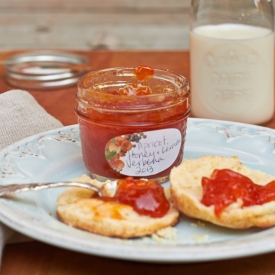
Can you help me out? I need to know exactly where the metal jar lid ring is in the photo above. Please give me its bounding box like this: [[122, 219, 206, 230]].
[[5, 50, 89, 90]]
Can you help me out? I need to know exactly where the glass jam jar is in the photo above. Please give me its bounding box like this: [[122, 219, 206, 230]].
[[76, 66, 191, 183]]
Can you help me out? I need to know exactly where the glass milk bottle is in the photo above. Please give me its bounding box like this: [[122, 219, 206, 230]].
[[190, 0, 274, 124]]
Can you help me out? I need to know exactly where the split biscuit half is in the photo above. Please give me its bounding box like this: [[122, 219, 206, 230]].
[[170, 155, 275, 229], [56, 175, 179, 238]]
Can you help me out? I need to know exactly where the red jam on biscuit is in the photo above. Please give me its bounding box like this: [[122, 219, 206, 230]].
[[94, 177, 170, 218], [201, 169, 275, 217]]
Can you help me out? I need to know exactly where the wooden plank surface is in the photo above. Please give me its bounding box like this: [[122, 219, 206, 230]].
[[0, 0, 190, 50], [0, 0, 190, 9]]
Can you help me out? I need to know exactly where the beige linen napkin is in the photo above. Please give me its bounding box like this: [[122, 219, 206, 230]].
[[0, 89, 63, 263], [0, 89, 63, 149]]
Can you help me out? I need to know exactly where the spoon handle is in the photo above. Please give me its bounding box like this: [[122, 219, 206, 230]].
[[0, 181, 100, 197]]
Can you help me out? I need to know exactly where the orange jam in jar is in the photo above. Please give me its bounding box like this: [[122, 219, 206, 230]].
[[76, 66, 191, 182]]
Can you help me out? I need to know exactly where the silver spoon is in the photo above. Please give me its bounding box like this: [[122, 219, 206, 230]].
[[0, 180, 117, 198]]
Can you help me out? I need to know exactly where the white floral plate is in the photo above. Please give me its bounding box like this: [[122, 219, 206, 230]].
[[1, 118, 275, 263]]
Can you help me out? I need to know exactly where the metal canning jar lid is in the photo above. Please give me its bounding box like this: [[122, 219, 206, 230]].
[[4, 50, 88, 90]]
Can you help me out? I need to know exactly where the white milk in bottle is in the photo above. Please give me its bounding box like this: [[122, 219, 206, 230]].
[[190, 23, 274, 124]]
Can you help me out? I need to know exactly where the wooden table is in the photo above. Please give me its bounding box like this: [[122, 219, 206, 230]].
[[1, 49, 275, 275]]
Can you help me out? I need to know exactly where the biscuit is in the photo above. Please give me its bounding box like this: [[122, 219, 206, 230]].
[[56, 175, 179, 238], [170, 156, 275, 229]]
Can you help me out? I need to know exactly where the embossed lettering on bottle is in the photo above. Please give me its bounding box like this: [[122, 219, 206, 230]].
[[203, 44, 262, 115]]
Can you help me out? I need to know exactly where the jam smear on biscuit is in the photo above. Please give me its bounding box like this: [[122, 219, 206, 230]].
[[94, 177, 170, 218], [201, 169, 275, 217]]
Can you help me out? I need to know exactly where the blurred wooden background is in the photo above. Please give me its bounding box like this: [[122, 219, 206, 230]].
[[0, 0, 190, 50]]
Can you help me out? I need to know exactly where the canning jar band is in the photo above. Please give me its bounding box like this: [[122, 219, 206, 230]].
[[75, 99, 190, 112], [75, 108, 191, 126]]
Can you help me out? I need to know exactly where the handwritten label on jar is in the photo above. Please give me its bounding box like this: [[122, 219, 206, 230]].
[[105, 129, 182, 176]]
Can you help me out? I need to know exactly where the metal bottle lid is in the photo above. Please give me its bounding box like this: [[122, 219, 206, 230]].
[[4, 50, 88, 90]]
